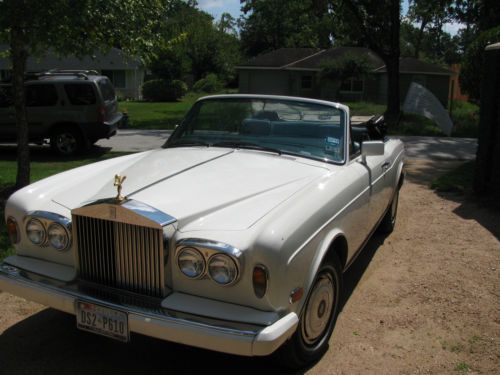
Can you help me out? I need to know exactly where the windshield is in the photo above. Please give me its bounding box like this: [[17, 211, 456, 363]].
[[166, 97, 346, 163]]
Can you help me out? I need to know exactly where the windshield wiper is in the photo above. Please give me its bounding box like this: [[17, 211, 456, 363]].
[[212, 141, 282, 155], [164, 139, 210, 148]]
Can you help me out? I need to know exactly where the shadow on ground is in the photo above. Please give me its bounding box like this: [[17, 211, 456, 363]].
[[405, 158, 500, 240], [0, 232, 389, 375]]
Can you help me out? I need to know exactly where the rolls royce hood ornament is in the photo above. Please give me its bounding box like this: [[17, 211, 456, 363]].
[[114, 174, 127, 202]]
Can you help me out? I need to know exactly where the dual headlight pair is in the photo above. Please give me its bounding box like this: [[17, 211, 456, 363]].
[[177, 246, 239, 286], [24, 213, 72, 251]]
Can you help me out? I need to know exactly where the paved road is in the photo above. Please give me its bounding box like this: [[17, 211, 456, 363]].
[[97, 130, 477, 161]]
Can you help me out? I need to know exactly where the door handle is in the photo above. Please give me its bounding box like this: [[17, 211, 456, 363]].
[[382, 161, 390, 169]]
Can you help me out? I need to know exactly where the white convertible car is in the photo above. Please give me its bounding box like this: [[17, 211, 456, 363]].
[[1, 95, 404, 367]]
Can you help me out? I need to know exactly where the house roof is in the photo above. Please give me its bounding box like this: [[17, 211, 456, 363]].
[[238, 47, 452, 75], [238, 48, 320, 68], [0, 45, 142, 70], [287, 47, 384, 71], [373, 57, 453, 75]]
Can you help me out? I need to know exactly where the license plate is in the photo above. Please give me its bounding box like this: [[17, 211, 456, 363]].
[[76, 301, 129, 342]]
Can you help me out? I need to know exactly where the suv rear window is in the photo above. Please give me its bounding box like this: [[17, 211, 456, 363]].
[[64, 83, 96, 105], [97, 78, 116, 102], [26, 84, 58, 107]]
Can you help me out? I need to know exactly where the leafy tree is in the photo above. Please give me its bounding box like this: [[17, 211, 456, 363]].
[[400, 21, 461, 64], [460, 26, 500, 101], [328, 0, 402, 117], [239, 0, 332, 56], [148, 2, 241, 84], [406, 0, 453, 59], [0, 0, 171, 188]]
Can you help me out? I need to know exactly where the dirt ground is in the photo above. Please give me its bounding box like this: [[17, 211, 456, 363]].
[[0, 160, 498, 375]]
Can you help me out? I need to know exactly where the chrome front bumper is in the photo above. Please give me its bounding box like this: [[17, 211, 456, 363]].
[[0, 262, 298, 356]]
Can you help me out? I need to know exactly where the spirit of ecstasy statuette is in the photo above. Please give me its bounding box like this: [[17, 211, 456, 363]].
[[114, 174, 127, 202]]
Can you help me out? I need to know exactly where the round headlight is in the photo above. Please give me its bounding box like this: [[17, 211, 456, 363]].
[[208, 254, 238, 285], [26, 218, 46, 245], [178, 247, 205, 278], [48, 223, 70, 251]]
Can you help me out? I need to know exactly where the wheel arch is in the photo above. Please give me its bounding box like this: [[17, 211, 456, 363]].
[[297, 230, 348, 313], [49, 122, 85, 137]]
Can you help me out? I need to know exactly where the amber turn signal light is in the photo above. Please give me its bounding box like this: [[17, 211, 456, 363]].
[[252, 265, 268, 298], [7, 217, 20, 244]]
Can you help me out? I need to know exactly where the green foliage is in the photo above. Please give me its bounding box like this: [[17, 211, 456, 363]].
[[400, 21, 461, 65], [142, 79, 187, 102], [453, 362, 471, 372], [239, 0, 332, 56], [460, 26, 500, 101], [172, 80, 188, 98], [450, 100, 480, 138], [148, 1, 241, 84], [193, 74, 223, 93], [320, 54, 372, 81], [0, 0, 171, 60]]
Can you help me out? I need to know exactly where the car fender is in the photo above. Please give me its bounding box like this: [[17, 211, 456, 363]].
[[291, 227, 346, 314]]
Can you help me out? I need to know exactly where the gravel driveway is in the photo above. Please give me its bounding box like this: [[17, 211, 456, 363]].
[[0, 159, 498, 374]]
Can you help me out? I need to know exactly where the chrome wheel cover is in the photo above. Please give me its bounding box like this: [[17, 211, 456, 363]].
[[301, 272, 335, 346], [55, 133, 77, 154]]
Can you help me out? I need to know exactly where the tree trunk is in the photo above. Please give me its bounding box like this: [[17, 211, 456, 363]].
[[474, 44, 500, 195], [414, 18, 429, 59], [385, 0, 400, 117], [10, 25, 30, 189]]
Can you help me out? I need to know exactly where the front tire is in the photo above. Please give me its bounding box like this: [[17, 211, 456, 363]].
[[277, 255, 342, 368]]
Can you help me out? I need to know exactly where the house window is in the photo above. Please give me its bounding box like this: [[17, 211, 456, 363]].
[[102, 70, 126, 88], [340, 77, 364, 93], [301, 75, 313, 90]]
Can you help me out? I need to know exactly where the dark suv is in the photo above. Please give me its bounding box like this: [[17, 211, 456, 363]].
[[0, 71, 122, 155]]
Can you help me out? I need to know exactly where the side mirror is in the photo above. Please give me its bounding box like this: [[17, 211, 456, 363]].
[[361, 140, 384, 164]]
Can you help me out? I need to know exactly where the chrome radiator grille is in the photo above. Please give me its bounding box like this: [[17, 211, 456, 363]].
[[73, 215, 165, 298]]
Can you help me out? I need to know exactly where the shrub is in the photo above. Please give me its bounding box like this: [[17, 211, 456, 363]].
[[193, 74, 222, 93], [142, 79, 187, 102], [171, 79, 188, 98]]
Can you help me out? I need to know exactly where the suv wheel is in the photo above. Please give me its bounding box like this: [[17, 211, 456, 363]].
[[50, 127, 83, 156]]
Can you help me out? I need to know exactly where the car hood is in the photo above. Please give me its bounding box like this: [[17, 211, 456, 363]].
[[53, 148, 330, 231]]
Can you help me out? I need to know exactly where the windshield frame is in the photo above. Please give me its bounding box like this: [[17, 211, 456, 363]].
[[164, 94, 350, 165]]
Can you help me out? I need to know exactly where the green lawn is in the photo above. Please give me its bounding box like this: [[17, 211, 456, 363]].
[[0, 150, 130, 260], [119, 93, 200, 129], [431, 160, 475, 193]]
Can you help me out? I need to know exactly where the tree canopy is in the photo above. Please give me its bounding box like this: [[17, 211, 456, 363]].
[[239, 0, 333, 56], [0, 0, 173, 188], [148, 1, 241, 84]]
